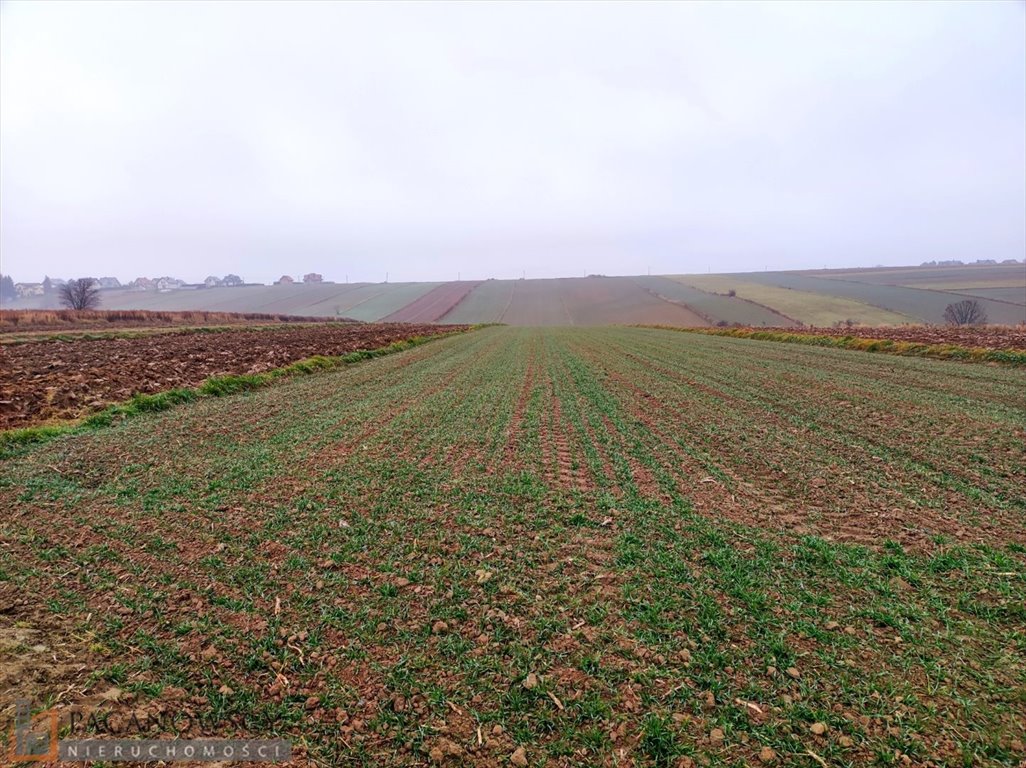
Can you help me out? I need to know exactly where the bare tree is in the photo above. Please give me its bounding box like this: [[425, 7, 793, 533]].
[[59, 278, 102, 310], [943, 299, 987, 326]]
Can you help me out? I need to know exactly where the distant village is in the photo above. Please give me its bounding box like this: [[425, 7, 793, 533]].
[[2, 272, 327, 301], [1, 260, 1020, 304], [919, 258, 1021, 267]]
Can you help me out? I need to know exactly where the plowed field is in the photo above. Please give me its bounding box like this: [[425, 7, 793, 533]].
[[2, 327, 1024, 767], [0, 323, 465, 429], [0, 309, 342, 333], [786, 324, 1026, 351]]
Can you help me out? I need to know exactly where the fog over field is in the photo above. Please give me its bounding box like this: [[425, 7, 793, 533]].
[[1, 1, 1024, 283]]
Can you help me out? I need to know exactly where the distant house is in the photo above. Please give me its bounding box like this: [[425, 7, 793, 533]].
[[97, 277, 121, 289], [15, 282, 44, 297], [1001, 259, 1021, 265], [155, 276, 184, 292], [204, 276, 223, 288], [303, 273, 323, 283], [275, 275, 294, 285], [128, 277, 154, 290], [973, 259, 997, 265]]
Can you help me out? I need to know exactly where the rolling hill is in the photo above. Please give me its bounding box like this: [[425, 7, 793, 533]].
[[5, 264, 1023, 326]]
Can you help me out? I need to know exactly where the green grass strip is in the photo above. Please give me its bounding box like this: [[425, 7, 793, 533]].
[[0, 329, 473, 458], [634, 325, 1026, 367]]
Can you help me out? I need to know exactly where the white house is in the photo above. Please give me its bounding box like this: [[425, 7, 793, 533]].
[[15, 283, 44, 297]]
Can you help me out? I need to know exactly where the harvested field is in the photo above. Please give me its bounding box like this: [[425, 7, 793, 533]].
[[631, 276, 794, 327], [743, 271, 1026, 326], [816, 264, 1026, 286], [382, 281, 483, 323], [0, 323, 465, 430], [901, 280, 1026, 292], [677, 275, 915, 326], [2, 327, 1024, 767], [956, 286, 1026, 304]]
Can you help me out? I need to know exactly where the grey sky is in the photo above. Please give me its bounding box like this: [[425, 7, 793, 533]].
[[1, 0, 1023, 284]]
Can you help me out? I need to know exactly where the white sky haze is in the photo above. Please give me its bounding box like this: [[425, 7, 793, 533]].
[[1, 0, 1024, 283]]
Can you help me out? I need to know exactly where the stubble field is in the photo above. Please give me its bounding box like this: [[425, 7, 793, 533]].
[[1, 326, 1024, 767]]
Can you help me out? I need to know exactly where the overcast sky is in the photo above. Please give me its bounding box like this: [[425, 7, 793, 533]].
[[1, 1, 1024, 284]]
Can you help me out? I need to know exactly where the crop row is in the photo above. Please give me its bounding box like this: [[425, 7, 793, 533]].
[[1, 327, 1023, 766]]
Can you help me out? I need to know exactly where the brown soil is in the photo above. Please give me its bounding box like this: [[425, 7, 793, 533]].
[[792, 324, 1026, 351], [0, 309, 349, 333], [0, 323, 467, 430]]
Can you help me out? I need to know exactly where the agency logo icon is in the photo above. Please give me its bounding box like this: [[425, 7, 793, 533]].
[[9, 698, 58, 763], [7, 697, 291, 763]]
